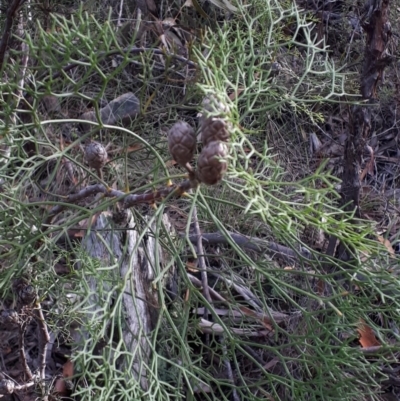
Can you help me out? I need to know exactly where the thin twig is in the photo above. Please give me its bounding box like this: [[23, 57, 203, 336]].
[[189, 189, 212, 348], [191, 192, 212, 306], [19, 320, 33, 380], [219, 336, 240, 401], [34, 302, 50, 380], [187, 273, 228, 303], [117, 0, 124, 28], [199, 318, 271, 337], [194, 306, 288, 324]]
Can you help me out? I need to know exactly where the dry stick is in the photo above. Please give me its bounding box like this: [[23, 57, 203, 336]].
[[219, 337, 240, 401], [185, 231, 312, 263], [34, 302, 50, 380], [194, 306, 288, 324], [187, 273, 227, 303], [190, 202, 212, 306], [198, 319, 270, 337], [189, 191, 213, 352], [117, 0, 124, 28], [188, 276, 288, 323], [19, 320, 33, 381]]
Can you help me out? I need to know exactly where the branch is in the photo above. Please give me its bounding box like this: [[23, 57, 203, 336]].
[[43, 178, 197, 225], [0, 0, 26, 70], [190, 190, 213, 311], [184, 231, 313, 262]]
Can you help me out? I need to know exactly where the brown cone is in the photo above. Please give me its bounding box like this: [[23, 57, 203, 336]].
[[199, 95, 231, 145], [197, 141, 228, 185], [200, 117, 230, 146], [85, 141, 108, 170], [168, 121, 196, 167]]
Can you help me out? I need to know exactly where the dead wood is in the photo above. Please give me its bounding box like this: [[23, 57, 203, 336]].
[[73, 211, 174, 390]]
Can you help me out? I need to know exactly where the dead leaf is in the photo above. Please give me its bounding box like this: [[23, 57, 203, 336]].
[[126, 144, 142, 153], [166, 159, 178, 167], [263, 357, 279, 371], [63, 359, 74, 377], [54, 359, 74, 395], [357, 319, 380, 348], [316, 279, 325, 295], [228, 87, 245, 101], [186, 261, 198, 272], [377, 235, 395, 256], [359, 145, 374, 180]]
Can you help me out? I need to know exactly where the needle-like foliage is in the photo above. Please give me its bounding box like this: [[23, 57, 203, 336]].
[[0, 1, 398, 401]]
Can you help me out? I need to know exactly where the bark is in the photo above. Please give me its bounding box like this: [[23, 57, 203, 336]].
[[360, 0, 392, 100], [73, 211, 174, 389], [337, 0, 392, 260]]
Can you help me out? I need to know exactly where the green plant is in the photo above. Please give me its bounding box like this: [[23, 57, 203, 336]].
[[0, 1, 398, 401]]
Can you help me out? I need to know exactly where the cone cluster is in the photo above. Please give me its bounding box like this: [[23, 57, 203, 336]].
[[197, 96, 231, 185], [167, 95, 231, 186]]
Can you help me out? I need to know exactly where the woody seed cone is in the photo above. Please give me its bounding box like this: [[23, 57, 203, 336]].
[[168, 121, 196, 167], [197, 140, 228, 185]]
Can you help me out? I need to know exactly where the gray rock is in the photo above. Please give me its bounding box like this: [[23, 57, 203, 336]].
[[79, 92, 140, 133]]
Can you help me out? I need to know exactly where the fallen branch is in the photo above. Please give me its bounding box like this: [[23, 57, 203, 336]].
[[184, 231, 313, 262]]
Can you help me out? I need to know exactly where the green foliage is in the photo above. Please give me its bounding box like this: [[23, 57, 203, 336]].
[[0, 1, 398, 401]]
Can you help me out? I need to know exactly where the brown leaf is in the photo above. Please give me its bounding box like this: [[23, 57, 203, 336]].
[[360, 145, 374, 180], [63, 359, 74, 378], [165, 159, 178, 167], [54, 359, 74, 395], [186, 261, 198, 272], [357, 319, 380, 348], [377, 235, 395, 256], [228, 87, 244, 101]]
